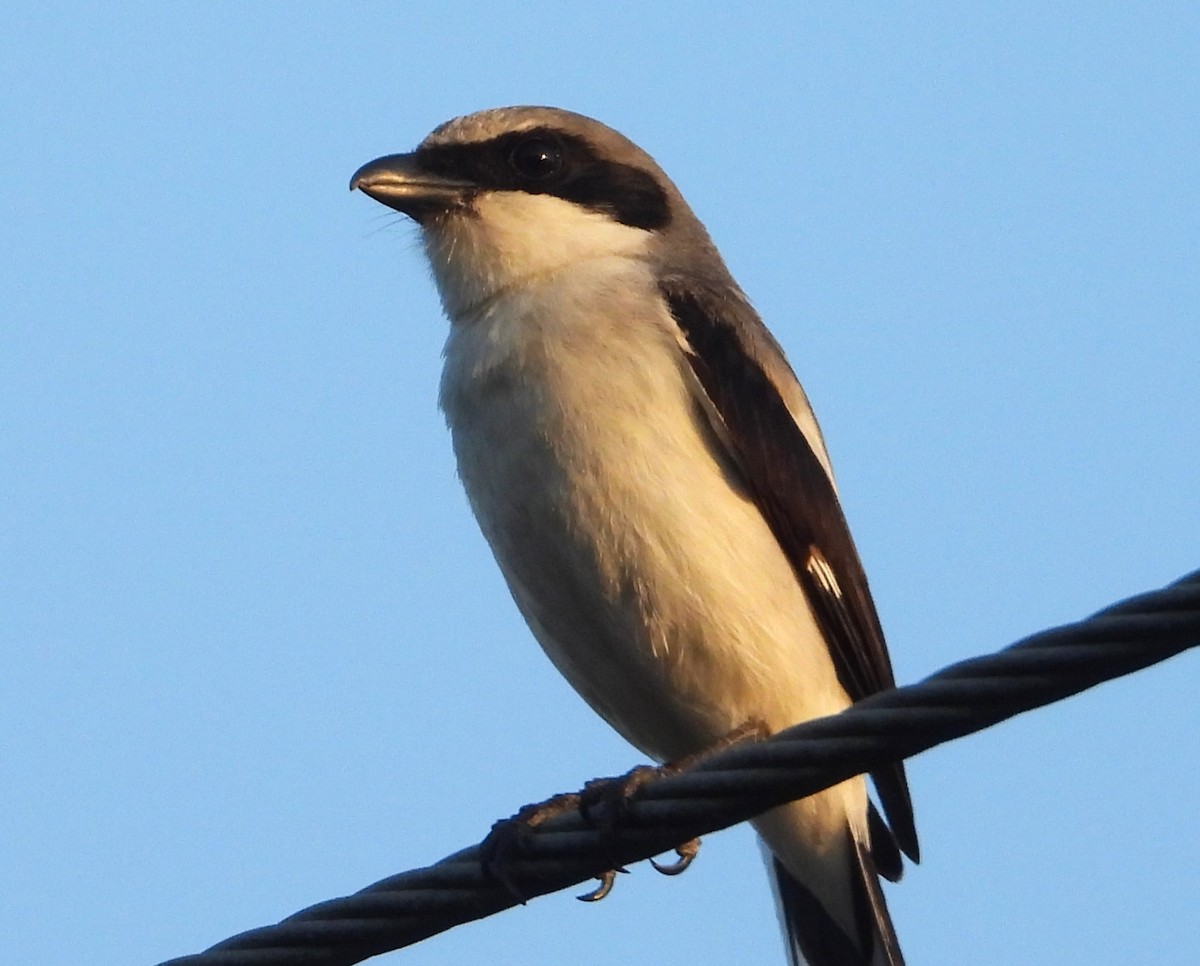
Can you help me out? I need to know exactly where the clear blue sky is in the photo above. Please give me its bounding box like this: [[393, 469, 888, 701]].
[[3, 4, 1197, 965]]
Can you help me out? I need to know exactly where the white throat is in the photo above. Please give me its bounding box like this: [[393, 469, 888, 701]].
[[421, 191, 654, 321]]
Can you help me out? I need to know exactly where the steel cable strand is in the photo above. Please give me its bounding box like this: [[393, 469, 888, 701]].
[[154, 568, 1200, 966]]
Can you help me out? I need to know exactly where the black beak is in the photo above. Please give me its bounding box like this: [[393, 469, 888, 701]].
[[350, 153, 474, 222]]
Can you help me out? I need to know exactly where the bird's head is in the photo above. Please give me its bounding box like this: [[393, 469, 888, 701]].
[[351, 106, 720, 319]]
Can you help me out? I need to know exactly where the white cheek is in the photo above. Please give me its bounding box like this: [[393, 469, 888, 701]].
[[422, 193, 651, 319]]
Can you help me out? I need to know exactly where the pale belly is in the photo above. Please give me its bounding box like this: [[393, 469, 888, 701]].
[[439, 288, 852, 764]]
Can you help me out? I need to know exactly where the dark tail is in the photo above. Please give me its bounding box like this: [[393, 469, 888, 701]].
[[770, 832, 904, 966]]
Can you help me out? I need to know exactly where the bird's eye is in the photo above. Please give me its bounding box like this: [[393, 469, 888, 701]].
[[508, 137, 563, 181]]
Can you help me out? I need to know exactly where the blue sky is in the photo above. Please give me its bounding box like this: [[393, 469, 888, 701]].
[[3, 4, 1198, 965]]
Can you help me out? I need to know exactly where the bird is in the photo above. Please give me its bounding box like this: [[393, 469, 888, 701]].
[[351, 106, 918, 966]]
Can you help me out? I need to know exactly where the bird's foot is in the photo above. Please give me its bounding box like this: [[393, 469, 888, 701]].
[[484, 720, 768, 904], [570, 764, 657, 899], [481, 791, 582, 902], [576, 720, 769, 897]]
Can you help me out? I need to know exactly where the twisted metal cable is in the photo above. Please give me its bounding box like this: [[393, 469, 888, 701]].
[[155, 568, 1200, 966]]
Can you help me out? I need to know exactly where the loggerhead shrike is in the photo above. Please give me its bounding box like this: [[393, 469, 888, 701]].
[[352, 106, 918, 966]]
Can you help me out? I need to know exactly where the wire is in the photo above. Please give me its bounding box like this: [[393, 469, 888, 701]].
[[154, 568, 1200, 966]]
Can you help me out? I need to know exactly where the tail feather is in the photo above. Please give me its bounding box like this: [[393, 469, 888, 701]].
[[768, 832, 904, 966], [851, 835, 904, 966], [867, 802, 903, 883], [871, 761, 920, 863]]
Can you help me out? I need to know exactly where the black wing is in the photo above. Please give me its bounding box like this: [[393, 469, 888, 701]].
[[664, 281, 919, 862]]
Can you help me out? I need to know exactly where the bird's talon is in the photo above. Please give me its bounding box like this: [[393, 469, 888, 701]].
[[650, 837, 701, 876], [577, 868, 618, 902]]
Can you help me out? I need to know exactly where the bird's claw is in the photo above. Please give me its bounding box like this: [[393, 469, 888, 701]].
[[485, 724, 763, 904], [578, 835, 698, 900], [649, 837, 700, 876], [577, 867, 624, 902]]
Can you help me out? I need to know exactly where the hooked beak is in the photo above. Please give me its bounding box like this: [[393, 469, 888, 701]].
[[350, 153, 474, 222]]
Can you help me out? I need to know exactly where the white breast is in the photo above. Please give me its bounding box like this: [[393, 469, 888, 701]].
[[438, 253, 851, 762]]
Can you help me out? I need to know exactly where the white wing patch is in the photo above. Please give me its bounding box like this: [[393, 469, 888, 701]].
[[805, 547, 844, 601]]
